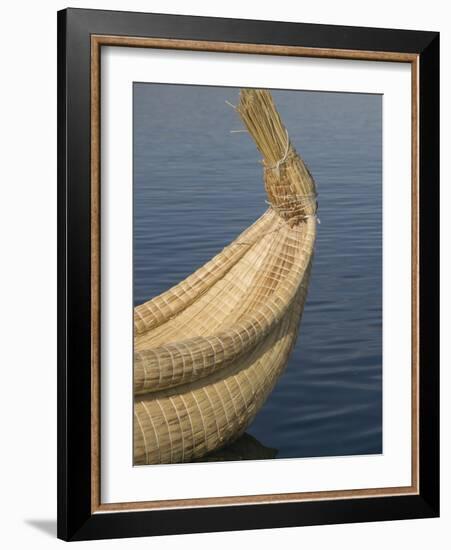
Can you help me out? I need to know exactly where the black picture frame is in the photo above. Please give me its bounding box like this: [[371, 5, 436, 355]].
[[57, 7, 439, 541]]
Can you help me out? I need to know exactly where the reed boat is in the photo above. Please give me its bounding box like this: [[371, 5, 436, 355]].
[[134, 89, 318, 465]]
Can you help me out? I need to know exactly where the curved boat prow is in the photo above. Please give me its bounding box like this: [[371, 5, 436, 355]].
[[133, 89, 317, 465]]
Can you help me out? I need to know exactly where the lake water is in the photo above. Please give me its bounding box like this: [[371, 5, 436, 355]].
[[134, 83, 382, 460]]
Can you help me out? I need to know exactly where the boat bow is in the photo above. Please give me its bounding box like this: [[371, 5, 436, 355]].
[[133, 89, 317, 465]]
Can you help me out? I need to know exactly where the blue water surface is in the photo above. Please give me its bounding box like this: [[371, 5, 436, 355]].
[[133, 83, 382, 459]]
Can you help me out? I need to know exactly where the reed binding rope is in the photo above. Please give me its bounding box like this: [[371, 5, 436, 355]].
[[228, 90, 319, 226]]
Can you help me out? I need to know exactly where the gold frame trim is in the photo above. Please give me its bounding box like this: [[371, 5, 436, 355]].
[[90, 35, 420, 514]]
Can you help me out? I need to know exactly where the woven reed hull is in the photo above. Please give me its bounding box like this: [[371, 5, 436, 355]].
[[134, 210, 315, 394], [134, 259, 312, 465], [134, 219, 315, 465]]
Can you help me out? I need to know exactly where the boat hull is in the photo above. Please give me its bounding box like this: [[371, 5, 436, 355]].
[[133, 89, 318, 465], [134, 256, 312, 465]]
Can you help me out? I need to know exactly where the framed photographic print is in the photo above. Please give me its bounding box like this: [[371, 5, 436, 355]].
[[57, 8, 439, 541]]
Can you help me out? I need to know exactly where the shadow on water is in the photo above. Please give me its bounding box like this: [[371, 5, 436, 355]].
[[196, 433, 278, 462]]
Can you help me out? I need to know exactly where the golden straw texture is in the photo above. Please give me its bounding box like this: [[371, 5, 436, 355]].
[[134, 89, 317, 465]]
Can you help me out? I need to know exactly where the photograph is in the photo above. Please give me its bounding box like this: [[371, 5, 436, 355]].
[[132, 84, 382, 466]]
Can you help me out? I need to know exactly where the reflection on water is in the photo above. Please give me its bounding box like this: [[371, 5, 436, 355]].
[[195, 433, 278, 462], [134, 84, 383, 460]]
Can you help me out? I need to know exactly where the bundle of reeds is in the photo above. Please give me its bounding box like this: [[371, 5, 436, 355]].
[[134, 89, 317, 465]]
